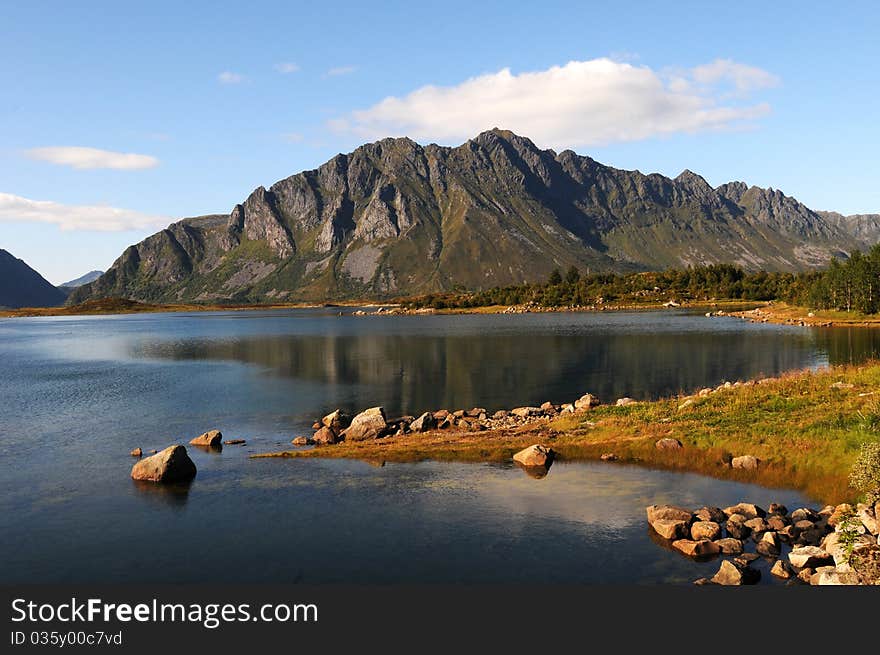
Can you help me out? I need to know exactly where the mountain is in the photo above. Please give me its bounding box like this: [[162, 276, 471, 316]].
[[0, 249, 68, 309], [59, 270, 104, 288], [69, 129, 880, 305]]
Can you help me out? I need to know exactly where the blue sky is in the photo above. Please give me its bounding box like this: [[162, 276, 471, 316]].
[[1, 0, 878, 283]]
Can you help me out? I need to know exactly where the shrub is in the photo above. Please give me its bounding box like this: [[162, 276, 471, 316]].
[[849, 441, 880, 504]]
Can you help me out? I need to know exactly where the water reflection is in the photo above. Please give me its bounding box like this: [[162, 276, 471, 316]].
[[127, 316, 855, 415], [131, 479, 191, 508]]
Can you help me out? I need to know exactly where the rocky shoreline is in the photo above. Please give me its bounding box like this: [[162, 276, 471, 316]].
[[647, 501, 880, 585]]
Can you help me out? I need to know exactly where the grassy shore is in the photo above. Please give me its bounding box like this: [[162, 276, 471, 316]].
[[253, 362, 880, 504], [729, 301, 880, 327], [0, 297, 390, 318]]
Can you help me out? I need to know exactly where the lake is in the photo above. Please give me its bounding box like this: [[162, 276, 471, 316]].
[[2, 308, 879, 584]]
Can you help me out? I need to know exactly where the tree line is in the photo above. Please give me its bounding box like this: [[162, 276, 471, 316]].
[[401, 243, 880, 314]]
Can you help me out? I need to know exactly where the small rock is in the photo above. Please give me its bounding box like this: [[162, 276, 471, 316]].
[[695, 506, 727, 523], [655, 438, 683, 450], [312, 426, 338, 445], [672, 539, 720, 558], [291, 436, 313, 446], [768, 503, 788, 515], [512, 444, 554, 468], [857, 503, 878, 535], [677, 398, 696, 410], [725, 514, 751, 540], [733, 553, 760, 567], [651, 519, 690, 541], [615, 397, 637, 406], [756, 531, 781, 557], [600, 453, 618, 461], [830, 381, 854, 390], [767, 515, 789, 531], [223, 439, 246, 445], [791, 508, 819, 522], [714, 538, 744, 554], [322, 409, 351, 432], [410, 411, 436, 433], [712, 560, 759, 585], [433, 409, 450, 420], [189, 429, 222, 448], [693, 577, 714, 586], [130, 448, 143, 457], [312, 422, 322, 430], [130, 445, 196, 484], [744, 517, 770, 535], [723, 503, 766, 519], [691, 521, 722, 541], [511, 407, 541, 418], [771, 560, 794, 579]]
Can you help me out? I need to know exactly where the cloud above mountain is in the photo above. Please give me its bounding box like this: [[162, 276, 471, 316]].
[[330, 58, 777, 148], [25, 146, 159, 170], [0, 193, 169, 232]]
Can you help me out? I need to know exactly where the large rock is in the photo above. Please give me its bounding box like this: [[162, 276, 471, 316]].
[[771, 559, 794, 579], [712, 560, 759, 585], [512, 444, 554, 467], [615, 397, 637, 407], [810, 570, 860, 585], [788, 546, 833, 569], [828, 503, 854, 527], [690, 521, 722, 541], [131, 445, 196, 483], [574, 394, 599, 410], [791, 508, 819, 522], [342, 407, 387, 441], [731, 455, 759, 470], [409, 411, 436, 433], [189, 429, 222, 448], [322, 409, 351, 432], [646, 505, 693, 524], [672, 539, 720, 558]]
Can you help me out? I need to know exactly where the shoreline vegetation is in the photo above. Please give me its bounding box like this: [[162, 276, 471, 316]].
[[9, 256, 880, 325], [252, 362, 880, 506]]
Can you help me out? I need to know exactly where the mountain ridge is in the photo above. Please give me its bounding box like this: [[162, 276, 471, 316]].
[[0, 249, 69, 309], [69, 129, 880, 305]]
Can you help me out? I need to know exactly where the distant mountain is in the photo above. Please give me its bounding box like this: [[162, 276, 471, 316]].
[[59, 270, 104, 288], [0, 249, 68, 309], [69, 129, 880, 305]]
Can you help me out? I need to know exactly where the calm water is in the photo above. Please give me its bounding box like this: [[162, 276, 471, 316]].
[[2, 308, 880, 584]]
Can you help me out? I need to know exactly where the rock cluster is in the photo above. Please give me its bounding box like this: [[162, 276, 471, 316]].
[[647, 501, 880, 585], [293, 392, 610, 446]]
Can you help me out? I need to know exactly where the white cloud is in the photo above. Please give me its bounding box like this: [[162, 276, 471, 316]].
[[25, 146, 159, 170], [330, 58, 778, 149], [690, 59, 779, 94], [218, 71, 245, 84], [326, 66, 356, 77], [275, 62, 300, 74], [0, 193, 170, 232]]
